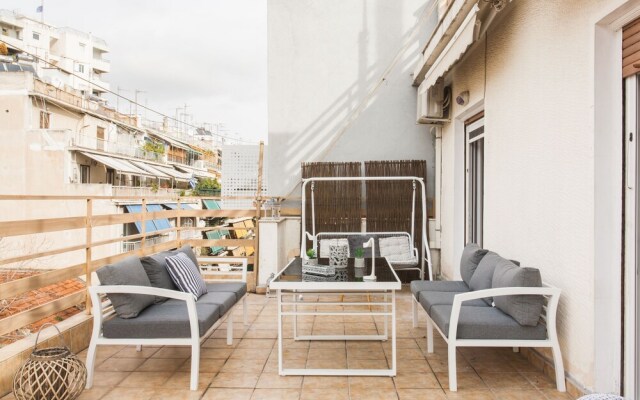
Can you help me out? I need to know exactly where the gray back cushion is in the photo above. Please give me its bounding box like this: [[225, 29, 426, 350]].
[[469, 252, 514, 305], [96, 256, 155, 318], [178, 245, 199, 267], [140, 250, 179, 303], [460, 243, 489, 286], [492, 264, 544, 326]]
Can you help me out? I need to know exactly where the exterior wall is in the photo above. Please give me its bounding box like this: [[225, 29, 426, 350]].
[[436, 0, 627, 391], [267, 0, 437, 201]]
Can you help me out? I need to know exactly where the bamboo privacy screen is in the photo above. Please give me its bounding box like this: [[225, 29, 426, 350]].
[[301, 162, 362, 235], [364, 160, 427, 251]]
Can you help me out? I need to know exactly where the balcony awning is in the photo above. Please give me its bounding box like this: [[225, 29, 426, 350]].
[[80, 152, 153, 177], [413, 0, 479, 87], [203, 199, 221, 210], [129, 160, 172, 179], [152, 164, 192, 182], [163, 203, 194, 210], [124, 204, 172, 233], [175, 165, 216, 179]]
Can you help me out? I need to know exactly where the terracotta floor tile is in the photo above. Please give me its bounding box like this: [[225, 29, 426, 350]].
[[97, 357, 146, 372], [492, 389, 546, 400], [77, 386, 112, 400], [118, 371, 173, 388], [231, 347, 272, 360], [203, 339, 239, 349], [178, 358, 227, 373], [136, 357, 184, 372], [347, 358, 389, 369], [393, 372, 441, 389], [300, 388, 348, 400], [302, 376, 349, 389], [347, 347, 386, 360], [349, 388, 399, 400], [250, 388, 301, 400], [308, 341, 345, 349], [202, 388, 254, 400], [478, 372, 535, 389], [150, 388, 205, 400], [153, 347, 193, 359], [163, 372, 216, 391], [237, 339, 276, 349], [443, 389, 496, 399], [307, 347, 346, 361], [255, 372, 303, 389], [435, 372, 487, 390], [396, 388, 447, 400], [348, 376, 395, 390], [100, 387, 156, 400], [112, 346, 160, 359], [522, 372, 559, 389], [305, 358, 347, 369], [90, 371, 130, 387], [540, 389, 575, 400], [211, 372, 260, 388], [221, 358, 267, 374], [202, 347, 235, 359]]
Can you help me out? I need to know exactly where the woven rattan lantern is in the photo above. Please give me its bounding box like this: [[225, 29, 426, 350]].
[[13, 324, 86, 400]]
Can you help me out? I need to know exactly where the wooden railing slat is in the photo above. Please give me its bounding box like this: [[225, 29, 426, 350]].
[[0, 216, 85, 237]]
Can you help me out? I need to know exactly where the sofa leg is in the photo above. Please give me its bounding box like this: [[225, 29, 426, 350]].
[[227, 312, 234, 345], [448, 343, 457, 391], [85, 341, 97, 389], [412, 296, 418, 328], [243, 296, 248, 326], [190, 342, 200, 391], [552, 341, 566, 392], [512, 347, 519, 353], [426, 317, 434, 353], [136, 345, 142, 352]]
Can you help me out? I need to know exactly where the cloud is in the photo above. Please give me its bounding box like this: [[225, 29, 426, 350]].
[[2, 0, 267, 143]]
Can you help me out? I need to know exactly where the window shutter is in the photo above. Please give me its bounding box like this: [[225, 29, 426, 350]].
[[623, 18, 640, 78]]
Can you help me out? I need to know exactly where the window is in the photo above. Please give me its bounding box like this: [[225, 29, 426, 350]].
[[77, 64, 85, 73], [465, 114, 485, 246], [32, 31, 40, 40], [39, 111, 50, 129], [80, 165, 90, 184], [106, 168, 115, 185], [97, 126, 105, 150]]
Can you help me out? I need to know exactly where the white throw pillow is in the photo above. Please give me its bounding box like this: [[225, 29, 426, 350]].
[[378, 236, 413, 262]]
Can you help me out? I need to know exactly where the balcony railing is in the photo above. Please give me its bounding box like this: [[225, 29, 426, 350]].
[[111, 186, 182, 197], [72, 134, 165, 163]]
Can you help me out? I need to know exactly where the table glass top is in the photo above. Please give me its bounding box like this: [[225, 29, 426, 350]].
[[273, 257, 399, 283]]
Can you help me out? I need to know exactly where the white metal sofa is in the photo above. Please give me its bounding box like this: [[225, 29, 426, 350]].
[[411, 245, 566, 392], [85, 250, 248, 391]]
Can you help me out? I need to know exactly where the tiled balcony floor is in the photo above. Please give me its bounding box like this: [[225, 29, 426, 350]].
[[3, 286, 575, 400]]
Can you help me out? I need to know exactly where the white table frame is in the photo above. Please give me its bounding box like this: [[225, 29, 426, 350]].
[[270, 257, 401, 377]]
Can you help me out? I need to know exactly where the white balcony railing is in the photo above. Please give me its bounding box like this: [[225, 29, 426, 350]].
[[72, 134, 165, 163]]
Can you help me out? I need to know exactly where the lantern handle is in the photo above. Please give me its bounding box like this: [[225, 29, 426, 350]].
[[33, 322, 67, 351]]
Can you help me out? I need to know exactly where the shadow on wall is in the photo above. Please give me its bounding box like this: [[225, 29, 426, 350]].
[[272, 0, 438, 198]]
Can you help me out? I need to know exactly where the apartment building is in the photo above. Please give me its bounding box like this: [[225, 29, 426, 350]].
[[0, 9, 110, 97]]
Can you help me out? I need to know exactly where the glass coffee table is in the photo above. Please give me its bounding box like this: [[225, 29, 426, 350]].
[[269, 257, 401, 376]]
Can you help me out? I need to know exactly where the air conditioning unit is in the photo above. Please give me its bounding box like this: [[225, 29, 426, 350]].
[[417, 80, 450, 124]]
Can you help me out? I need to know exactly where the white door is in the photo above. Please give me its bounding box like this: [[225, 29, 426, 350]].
[[465, 116, 484, 247], [624, 74, 640, 399]]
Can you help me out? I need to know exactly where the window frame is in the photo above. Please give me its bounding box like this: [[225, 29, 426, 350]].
[[465, 114, 485, 247], [39, 111, 50, 129], [80, 164, 90, 184]]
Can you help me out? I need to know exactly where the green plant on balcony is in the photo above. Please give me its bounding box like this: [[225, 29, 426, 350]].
[[193, 178, 221, 196], [141, 141, 165, 155]]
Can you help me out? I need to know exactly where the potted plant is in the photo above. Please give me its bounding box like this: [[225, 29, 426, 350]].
[[354, 247, 365, 269], [306, 249, 317, 265]]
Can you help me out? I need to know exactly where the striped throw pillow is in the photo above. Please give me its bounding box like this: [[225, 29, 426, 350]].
[[165, 252, 208, 299]]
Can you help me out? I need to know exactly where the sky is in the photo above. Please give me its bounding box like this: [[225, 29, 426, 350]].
[[3, 0, 267, 144]]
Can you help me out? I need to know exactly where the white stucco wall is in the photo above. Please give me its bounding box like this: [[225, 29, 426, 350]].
[[436, 0, 631, 391], [268, 0, 438, 201]]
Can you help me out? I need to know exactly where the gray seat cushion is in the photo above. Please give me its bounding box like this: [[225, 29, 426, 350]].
[[418, 291, 488, 313], [166, 291, 236, 315], [103, 302, 221, 338], [429, 305, 547, 340], [140, 250, 179, 303], [469, 252, 515, 305], [207, 282, 247, 301], [96, 256, 155, 319], [460, 243, 489, 286], [492, 264, 543, 326], [410, 280, 469, 299]]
